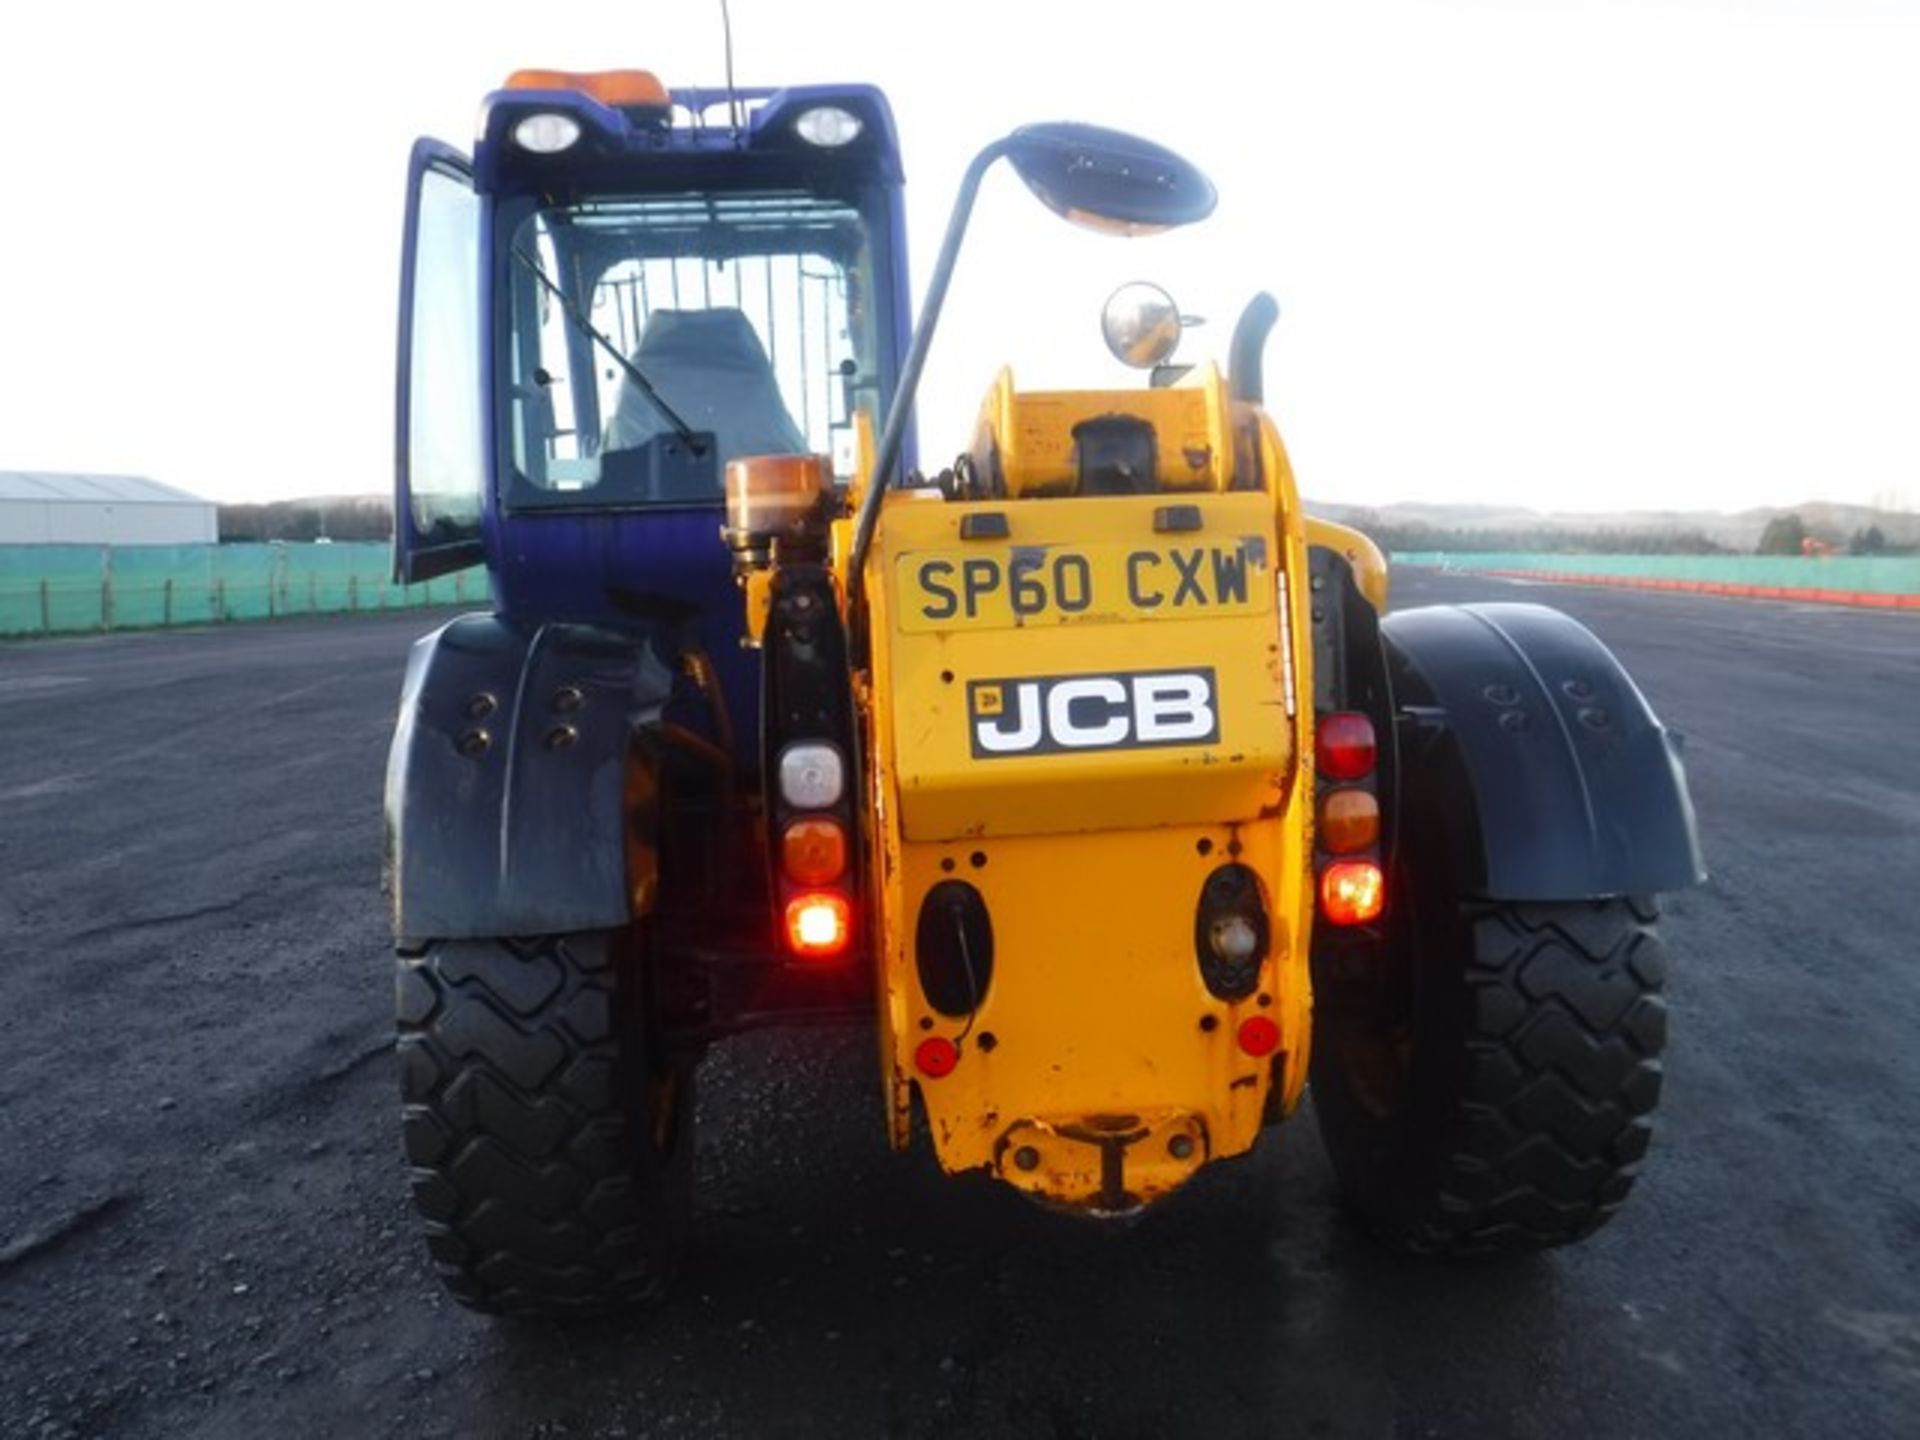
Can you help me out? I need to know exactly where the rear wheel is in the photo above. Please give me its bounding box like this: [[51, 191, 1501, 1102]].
[[396, 929, 694, 1314], [1312, 897, 1667, 1255]]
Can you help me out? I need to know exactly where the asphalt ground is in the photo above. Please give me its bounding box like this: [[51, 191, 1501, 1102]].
[[0, 571, 1915, 1439]]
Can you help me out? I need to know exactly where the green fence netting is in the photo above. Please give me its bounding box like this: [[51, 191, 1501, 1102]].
[[1389, 552, 1920, 595], [11, 544, 1916, 639], [0, 543, 483, 637]]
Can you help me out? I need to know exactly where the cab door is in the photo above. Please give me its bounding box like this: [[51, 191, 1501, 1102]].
[[394, 140, 485, 583]]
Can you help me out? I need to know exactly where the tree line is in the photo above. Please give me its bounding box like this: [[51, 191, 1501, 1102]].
[[1361, 513, 1911, 557], [218, 499, 393, 543], [1360, 522, 1732, 556], [1755, 514, 1911, 556], [217, 498, 1912, 558]]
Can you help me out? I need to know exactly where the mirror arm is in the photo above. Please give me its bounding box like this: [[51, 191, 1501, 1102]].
[[848, 137, 1012, 607]]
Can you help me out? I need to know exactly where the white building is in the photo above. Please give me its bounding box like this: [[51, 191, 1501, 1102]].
[[0, 472, 219, 545]]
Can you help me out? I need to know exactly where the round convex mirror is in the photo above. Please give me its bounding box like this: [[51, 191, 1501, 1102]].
[[1102, 282, 1183, 368]]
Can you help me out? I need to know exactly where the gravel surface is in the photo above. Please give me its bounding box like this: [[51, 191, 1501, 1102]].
[[0, 574, 1915, 1439]]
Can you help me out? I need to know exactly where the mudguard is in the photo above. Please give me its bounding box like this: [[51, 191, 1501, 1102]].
[[1381, 602, 1705, 900], [384, 613, 675, 947]]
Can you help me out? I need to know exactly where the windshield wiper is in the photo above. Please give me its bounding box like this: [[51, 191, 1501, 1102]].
[[510, 248, 704, 453]]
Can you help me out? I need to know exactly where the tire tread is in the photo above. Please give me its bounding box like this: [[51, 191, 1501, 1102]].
[[1314, 897, 1668, 1256], [397, 932, 688, 1314], [1412, 899, 1667, 1253]]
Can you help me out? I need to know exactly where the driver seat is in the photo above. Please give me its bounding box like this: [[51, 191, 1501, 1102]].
[[602, 308, 808, 463]]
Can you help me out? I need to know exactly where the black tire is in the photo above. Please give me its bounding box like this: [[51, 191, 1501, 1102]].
[[1311, 897, 1667, 1255], [396, 930, 694, 1314]]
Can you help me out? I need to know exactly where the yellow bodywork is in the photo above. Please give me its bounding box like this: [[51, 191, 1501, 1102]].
[[971, 365, 1236, 496], [835, 366, 1321, 1213], [1304, 516, 1390, 613]]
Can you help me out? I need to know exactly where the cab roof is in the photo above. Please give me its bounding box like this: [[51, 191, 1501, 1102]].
[[475, 78, 904, 196]]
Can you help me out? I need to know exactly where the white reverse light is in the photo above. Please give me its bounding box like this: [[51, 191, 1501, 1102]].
[[513, 112, 582, 154], [779, 743, 845, 809], [1209, 915, 1260, 963], [794, 105, 862, 148]]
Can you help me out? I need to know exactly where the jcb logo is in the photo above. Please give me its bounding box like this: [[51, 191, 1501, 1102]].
[[967, 668, 1220, 758]]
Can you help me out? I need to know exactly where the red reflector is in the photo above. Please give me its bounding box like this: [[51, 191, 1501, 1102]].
[[1317, 712, 1377, 780], [915, 1037, 959, 1078], [784, 893, 850, 958], [1237, 1016, 1281, 1058], [1320, 860, 1385, 926]]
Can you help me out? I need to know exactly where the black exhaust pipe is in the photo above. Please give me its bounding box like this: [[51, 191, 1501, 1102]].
[[1228, 292, 1280, 405]]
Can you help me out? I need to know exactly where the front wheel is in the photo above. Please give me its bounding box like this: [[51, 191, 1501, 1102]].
[[1312, 897, 1667, 1255], [396, 930, 694, 1314]]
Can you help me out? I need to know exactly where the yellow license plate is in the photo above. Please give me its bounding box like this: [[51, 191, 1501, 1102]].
[[894, 537, 1273, 632]]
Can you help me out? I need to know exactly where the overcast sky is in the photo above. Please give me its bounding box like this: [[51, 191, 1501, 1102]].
[[1, 0, 1914, 514]]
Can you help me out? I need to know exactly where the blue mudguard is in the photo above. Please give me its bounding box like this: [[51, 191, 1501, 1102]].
[[1381, 603, 1705, 900], [384, 613, 675, 947]]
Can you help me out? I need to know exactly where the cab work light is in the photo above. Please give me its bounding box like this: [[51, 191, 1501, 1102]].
[[1320, 861, 1385, 927], [785, 892, 851, 958], [512, 113, 582, 154], [795, 105, 863, 147]]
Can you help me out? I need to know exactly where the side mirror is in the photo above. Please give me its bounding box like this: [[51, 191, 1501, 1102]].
[[848, 122, 1217, 602], [1102, 282, 1184, 368], [1004, 123, 1217, 235]]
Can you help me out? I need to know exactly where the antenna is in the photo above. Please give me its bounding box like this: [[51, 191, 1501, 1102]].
[[719, 0, 743, 144]]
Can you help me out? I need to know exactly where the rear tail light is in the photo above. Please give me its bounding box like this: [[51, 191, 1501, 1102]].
[[1314, 710, 1383, 923], [785, 892, 851, 958], [781, 818, 847, 886], [1320, 860, 1385, 926], [1319, 788, 1380, 854], [1316, 712, 1376, 780]]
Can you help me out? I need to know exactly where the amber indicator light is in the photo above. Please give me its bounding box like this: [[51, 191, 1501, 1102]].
[[1319, 788, 1380, 854], [781, 819, 848, 886]]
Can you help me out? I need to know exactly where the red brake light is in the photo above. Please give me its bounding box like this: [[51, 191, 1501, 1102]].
[[1317, 712, 1376, 780], [784, 893, 850, 958], [1320, 861, 1385, 926]]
